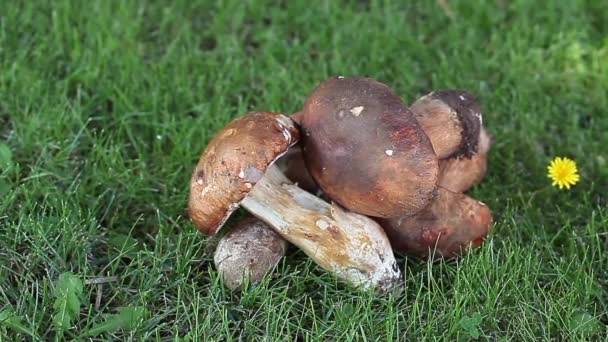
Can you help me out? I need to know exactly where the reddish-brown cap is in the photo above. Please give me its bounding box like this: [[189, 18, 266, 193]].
[[378, 187, 493, 259], [438, 127, 491, 193], [188, 112, 299, 235], [299, 76, 439, 218], [411, 89, 482, 159]]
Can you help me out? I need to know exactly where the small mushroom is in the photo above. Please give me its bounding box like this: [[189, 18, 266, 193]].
[[189, 111, 401, 292], [410, 89, 482, 159], [298, 76, 439, 218], [377, 187, 493, 259], [214, 217, 289, 290], [188, 111, 299, 234], [437, 127, 491, 193]]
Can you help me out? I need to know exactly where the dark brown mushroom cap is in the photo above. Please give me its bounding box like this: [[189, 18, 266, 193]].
[[188, 112, 299, 235], [377, 187, 493, 259], [299, 76, 439, 218], [411, 89, 482, 159]]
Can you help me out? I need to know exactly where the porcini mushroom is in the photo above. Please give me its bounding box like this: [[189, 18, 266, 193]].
[[377, 187, 493, 259], [437, 127, 491, 193], [214, 217, 289, 290], [410, 89, 482, 159], [298, 76, 439, 218], [409, 89, 490, 192], [188, 111, 299, 234], [189, 111, 401, 292]]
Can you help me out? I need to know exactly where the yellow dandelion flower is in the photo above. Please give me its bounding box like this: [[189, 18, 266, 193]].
[[547, 157, 580, 190]]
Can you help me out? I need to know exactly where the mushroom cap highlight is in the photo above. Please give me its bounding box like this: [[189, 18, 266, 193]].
[[188, 112, 299, 235], [299, 76, 439, 218]]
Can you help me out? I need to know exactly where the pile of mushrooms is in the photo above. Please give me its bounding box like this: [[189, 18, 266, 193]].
[[188, 76, 493, 292]]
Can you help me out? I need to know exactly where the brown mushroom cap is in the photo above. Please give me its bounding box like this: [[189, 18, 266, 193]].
[[411, 89, 482, 159], [438, 127, 491, 193], [214, 216, 289, 290], [299, 76, 439, 218], [377, 187, 493, 259], [188, 112, 299, 235]]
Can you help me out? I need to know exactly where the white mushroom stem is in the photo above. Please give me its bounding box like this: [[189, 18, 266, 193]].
[[241, 164, 402, 292]]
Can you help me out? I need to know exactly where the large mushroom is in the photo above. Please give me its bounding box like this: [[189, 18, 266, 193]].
[[298, 76, 439, 218], [189, 111, 401, 292], [296, 80, 493, 259]]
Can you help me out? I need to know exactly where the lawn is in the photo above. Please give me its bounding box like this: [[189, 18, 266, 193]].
[[1, 0, 607, 340]]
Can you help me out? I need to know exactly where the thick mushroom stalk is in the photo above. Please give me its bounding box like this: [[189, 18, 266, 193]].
[[378, 187, 493, 259], [189, 111, 401, 292], [241, 165, 401, 292], [214, 217, 289, 290]]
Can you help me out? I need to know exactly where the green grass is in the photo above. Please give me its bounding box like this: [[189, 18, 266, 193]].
[[1, 0, 607, 340]]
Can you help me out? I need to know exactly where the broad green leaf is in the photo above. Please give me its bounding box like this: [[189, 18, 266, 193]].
[[0, 179, 10, 197], [459, 313, 482, 339], [569, 311, 601, 336], [85, 306, 147, 336], [0, 144, 12, 170], [53, 272, 84, 334], [0, 308, 37, 337]]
